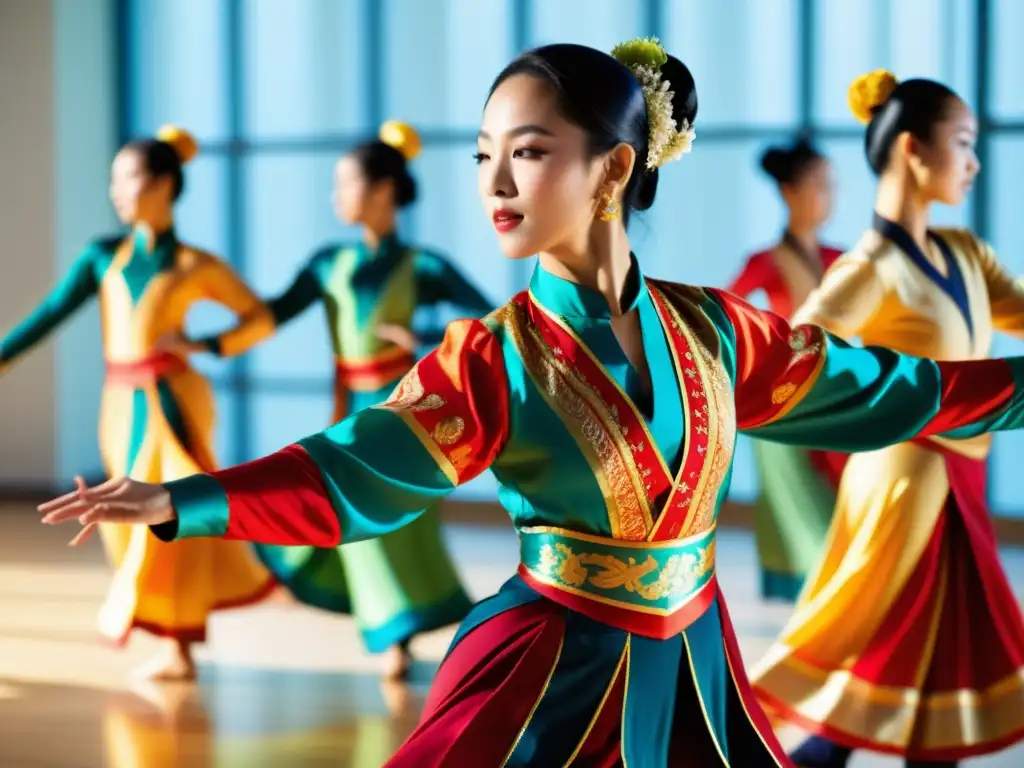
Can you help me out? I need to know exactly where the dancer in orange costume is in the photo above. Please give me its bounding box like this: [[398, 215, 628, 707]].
[[0, 126, 276, 679]]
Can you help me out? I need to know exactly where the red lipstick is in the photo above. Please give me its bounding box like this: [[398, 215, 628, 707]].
[[492, 208, 524, 233]]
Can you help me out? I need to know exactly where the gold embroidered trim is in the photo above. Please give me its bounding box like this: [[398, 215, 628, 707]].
[[536, 539, 715, 602], [504, 303, 651, 540]]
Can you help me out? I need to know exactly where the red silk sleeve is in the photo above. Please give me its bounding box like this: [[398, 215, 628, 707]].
[[708, 288, 827, 429]]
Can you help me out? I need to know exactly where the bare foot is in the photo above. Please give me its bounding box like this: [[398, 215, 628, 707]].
[[382, 643, 413, 681], [379, 679, 415, 719], [132, 640, 197, 682], [266, 584, 298, 606]]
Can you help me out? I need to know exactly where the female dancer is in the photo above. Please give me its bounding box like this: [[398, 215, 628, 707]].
[[255, 121, 492, 679], [752, 71, 1024, 767], [41, 44, 1024, 767], [728, 138, 847, 600], [1, 126, 276, 679]]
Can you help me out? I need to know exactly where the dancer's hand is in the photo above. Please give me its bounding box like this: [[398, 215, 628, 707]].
[[376, 324, 419, 353], [153, 332, 204, 359], [38, 476, 175, 546]]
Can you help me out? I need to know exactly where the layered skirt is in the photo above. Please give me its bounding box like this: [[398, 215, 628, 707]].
[[385, 578, 789, 767], [97, 355, 275, 644], [254, 364, 472, 652], [752, 439, 1024, 761], [752, 441, 846, 601]]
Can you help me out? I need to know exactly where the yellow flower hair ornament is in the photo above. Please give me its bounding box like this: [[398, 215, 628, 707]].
[[611, 37, 695, 170], [848, 69, 899, 124], [156, 125, 199, 164], [379, 120, 422, 161]]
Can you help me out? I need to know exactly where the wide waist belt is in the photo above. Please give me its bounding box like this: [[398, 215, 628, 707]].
[[335, 348, 414, 392], [105, 352, 188, 385], [518, 525, 718, 639]]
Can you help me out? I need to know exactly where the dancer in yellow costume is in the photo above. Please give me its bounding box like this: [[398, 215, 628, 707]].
[[753, 72, 1024, 767], [0, 126, 276, 679]]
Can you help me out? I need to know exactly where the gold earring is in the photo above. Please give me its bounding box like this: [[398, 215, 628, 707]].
[[598, 190, 620, 222]]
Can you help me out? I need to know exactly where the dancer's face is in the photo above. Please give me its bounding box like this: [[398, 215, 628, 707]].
[[907, 98, 980, 206], [332, 155, 394, 225], [477, 74, 613, 260], [109, 149, 173, 225], [782, 157, 834, 229]]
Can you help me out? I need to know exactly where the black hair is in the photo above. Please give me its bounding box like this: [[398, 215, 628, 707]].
[[123, 138, 186, 200], [349, 141, 417, 207], [488, 43, 697, 223], [864, 78, 961, 175], [760, 136, 825, 186]]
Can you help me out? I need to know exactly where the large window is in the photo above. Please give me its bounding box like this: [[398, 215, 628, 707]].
[[122, 0, 1024, 514]]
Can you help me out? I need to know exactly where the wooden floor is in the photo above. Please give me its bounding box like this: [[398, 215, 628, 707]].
[[1, 507, 1022, 767]]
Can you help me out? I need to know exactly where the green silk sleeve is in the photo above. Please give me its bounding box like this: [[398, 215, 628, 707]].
[[410, 251, 493, 352], [0, 242, 102, 369], [267, 265, 322, 328], [414, 251, 493, 315]]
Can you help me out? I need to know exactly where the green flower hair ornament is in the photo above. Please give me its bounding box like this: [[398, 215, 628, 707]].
[[611, 37, 695, 170]]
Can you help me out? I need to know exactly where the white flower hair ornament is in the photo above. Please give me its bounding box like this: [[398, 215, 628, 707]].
[[611, 37, 695, 170]]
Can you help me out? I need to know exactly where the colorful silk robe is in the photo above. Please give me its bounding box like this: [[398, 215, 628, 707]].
[[752, 217, 1024, 761], [268, 233, 493, 419], [0, 229, 276, 643], [728, 234, 847, 600], [151, 259, 1024, 767], [254, 234, 492, 652]]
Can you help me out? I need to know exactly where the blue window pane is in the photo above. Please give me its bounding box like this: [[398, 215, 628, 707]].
[[451, 471, 501, 502], [126, 0, 227, 141], [212, 388, 240, 467], [244, 153, 362, 381], [243, 0, 369, 139], [383, 0, 511, 131], [252, 392, 335, 458], [176, 155, 228, 255], [988, 136, 1024, 518], [815, 138, 880, 248], [990, 0, 1024, 119], [409, 143, 520, 310], [728, 437, 758, 504], [665, 0, 799, 127], [175, 155, 234, 381], [815, 0, 975, 126], [530, 0, 645, 51], [643, 139, 788, 289], [185, 300, 238, 382]]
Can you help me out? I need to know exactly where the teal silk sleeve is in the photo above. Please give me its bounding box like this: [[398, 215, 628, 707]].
[[0, 241, 104, 367], [157, 318, 510, 545], [161, 407, 456, 544], [708, 287, 1024, 452], [267, 264, 322, 327]]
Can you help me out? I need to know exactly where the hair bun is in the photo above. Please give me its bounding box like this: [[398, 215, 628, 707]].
[[760, 148, 787, 182], [156, 125, 198, 164], [379, 120, 421, 161], [848, 70, 899, 124]]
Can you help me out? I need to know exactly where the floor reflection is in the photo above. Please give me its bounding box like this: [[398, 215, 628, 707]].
[[0, 673, 426, 767], [1, 510, 1021, 766]]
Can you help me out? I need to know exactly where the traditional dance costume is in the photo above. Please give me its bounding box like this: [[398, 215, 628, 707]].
[[729, 233, 848, 600], [752, 216, 1024, 762], [0, 229, 276, 643], [140, 253, 1024, 766], [253, 233, 491, 652]]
